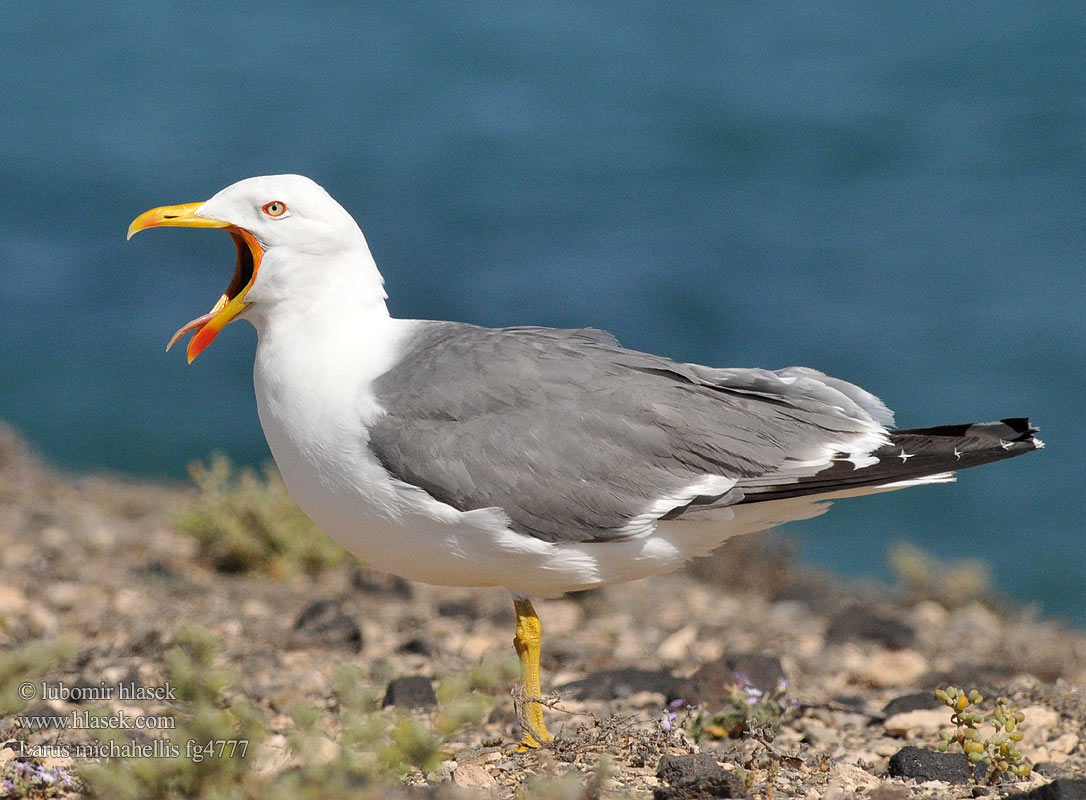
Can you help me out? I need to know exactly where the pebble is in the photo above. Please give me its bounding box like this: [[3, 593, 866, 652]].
[[911, 600, 949, 629], [883, 708, 949, 736], [27, 604, 60, 636], [854, 649, 928, 688], [112, 587, 146, 615], [1050, 733, 1080, 755], [86, 523, 116, 549], [613, 628, 645, 662], [450, 763, 498, 795], [1027, 732, 1079, 766], [46, 581, 83, 609], [656, 624, 698, 662], [1031, 747, 1054, 765], [459, 633, 497, 661], [872, 737, 905, 757], [1019, 706, 1061, 748], [821, 763, 881, 800], [290, 599, 363, 652], [242, 599, 272, 617], [798, 718, 842, 748], [0, 585, 27, 613]]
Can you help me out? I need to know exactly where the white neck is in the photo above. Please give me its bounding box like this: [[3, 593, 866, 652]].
[[249, 250, 399, 430], [246, 234, 410, 491], [245, 231, 389, 329]]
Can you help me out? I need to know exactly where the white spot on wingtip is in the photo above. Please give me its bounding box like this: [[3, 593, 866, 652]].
[[897, 449, 914, 462], [999, 439, 1013, 450], [952, 447, 962, 460]]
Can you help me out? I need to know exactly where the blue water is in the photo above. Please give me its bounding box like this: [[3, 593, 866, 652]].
[[1, 5, 1082, 621]]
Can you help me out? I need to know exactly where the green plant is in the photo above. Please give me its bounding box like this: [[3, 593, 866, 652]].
[[175, 454, 349, 576], [82, 630, 524, 799], [0, 639, 75, 716], [935, 687, 1031, 783], [686, 679, 793, 741], [80, 625, 265, 799]]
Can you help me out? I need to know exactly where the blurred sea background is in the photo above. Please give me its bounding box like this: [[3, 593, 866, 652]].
[[1, 5, 1082, 620]]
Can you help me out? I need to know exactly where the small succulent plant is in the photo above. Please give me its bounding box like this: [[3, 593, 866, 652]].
[[935, 686, 1031, 783]]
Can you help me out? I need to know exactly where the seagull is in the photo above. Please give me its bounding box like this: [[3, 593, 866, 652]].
[[128, 174, 1042, 748]]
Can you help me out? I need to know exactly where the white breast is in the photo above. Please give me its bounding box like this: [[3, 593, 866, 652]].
[[250, 312, 532, 587]]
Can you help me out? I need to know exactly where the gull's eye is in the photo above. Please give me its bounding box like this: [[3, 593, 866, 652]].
[[262, 201, 287, 217]]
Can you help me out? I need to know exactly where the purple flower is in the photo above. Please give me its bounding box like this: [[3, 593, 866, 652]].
[[5, 760, 75, 791], [743, 685, 764, 703], [659, 707, 680, 731]]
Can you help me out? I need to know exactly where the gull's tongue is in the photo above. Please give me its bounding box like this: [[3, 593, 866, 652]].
[[166, 293, 229, 352]]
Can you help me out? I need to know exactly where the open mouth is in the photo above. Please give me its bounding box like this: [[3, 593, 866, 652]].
[[165, 229, 259, 353], [128, 203, 263, 362]]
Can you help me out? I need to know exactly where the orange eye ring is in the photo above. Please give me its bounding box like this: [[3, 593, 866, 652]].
[[262, 201, 287, 217]]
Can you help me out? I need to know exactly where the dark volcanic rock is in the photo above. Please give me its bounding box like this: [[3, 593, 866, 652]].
[[888, 746, 972, 784], [1004, 779, 1086, 800], [351, 568, 413, 599], [558, 668, 693, 702], [826, 604, 916, 650], [655, 752, 746, 798], [382, 675, 438, 709], [291, 599, 363, 652], [882, 692, 943, 717], [398, 636, 434, 656]]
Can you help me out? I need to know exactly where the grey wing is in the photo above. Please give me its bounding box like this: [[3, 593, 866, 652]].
[[367, 322, 890, 543]]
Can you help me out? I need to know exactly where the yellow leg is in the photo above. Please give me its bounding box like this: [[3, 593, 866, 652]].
[[513, 597, 554, 748]]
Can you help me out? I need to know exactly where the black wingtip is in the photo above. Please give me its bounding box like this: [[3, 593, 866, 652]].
[[736, 415, 1043, 505], [999, 417, 1042, 443], [893, 417, 1042, 449]]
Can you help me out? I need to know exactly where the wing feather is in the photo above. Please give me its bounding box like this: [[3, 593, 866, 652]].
[[367, 322, 889, 543]]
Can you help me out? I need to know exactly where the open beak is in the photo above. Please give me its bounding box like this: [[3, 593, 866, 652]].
[[127, 202, 262, 362]]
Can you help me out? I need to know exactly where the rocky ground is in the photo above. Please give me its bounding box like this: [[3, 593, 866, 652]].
[[0, 421, 1083, 799]]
